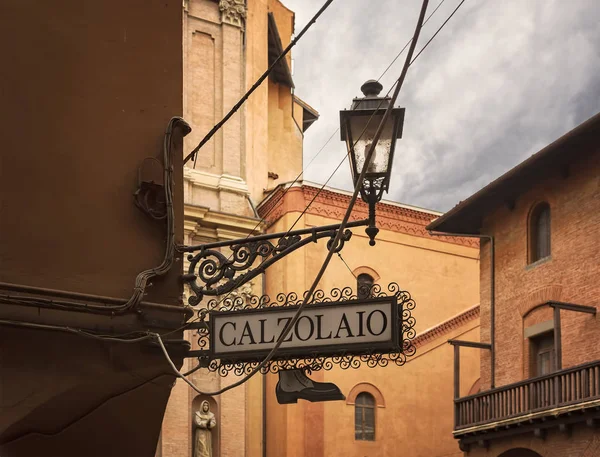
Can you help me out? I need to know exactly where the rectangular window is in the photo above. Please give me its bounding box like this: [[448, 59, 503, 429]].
[[530, 331, 555, 377]]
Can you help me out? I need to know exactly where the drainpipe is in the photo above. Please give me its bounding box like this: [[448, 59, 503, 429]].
[[428, 231, 495, 389], [247, 194, 260, 219], [247, 194, 268, 457]]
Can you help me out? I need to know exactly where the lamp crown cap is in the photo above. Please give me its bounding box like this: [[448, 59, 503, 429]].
[[360, 80, 383, 97]]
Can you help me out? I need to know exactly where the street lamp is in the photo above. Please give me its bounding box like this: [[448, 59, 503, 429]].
[[340, 80, 405, 245], [180, 82, 412, 404]]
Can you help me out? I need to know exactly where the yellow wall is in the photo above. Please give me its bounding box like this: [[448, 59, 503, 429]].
[[162, 1, 306, 456], [246, 0, 304, 202], [323, 325, 480, 457], [263, 194, 481, 457], [302, 212, 480, 334]]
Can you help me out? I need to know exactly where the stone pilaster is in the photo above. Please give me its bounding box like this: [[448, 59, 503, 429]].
[[219, 0, 246, 28]]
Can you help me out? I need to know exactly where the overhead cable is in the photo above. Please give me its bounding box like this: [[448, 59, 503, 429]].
[[160, 0, 431, 397], [177, 0, 459, 324], [410, 0, 467, 65], [199, 80, 399, 323], [178, 0, 470, 370], [377, 0, 448, 81]]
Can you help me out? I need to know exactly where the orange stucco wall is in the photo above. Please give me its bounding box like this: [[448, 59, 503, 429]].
[[245, 0, 304, 202], [161, 1, 304, 456], [0, 0, 184, 303], [262, 186, 481, 457]]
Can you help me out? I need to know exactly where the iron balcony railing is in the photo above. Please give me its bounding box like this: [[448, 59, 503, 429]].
[[455, 360, 600, 430]]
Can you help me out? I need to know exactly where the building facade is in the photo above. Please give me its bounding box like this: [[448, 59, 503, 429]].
[[428, 113, 600, 456], [258, 183, 482, 457], [155, 1, 484, 456], [158, 1, 317, 456], [0, 1, 189, 456]]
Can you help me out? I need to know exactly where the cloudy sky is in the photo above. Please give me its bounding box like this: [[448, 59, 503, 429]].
[[282, 0, 600, 212]]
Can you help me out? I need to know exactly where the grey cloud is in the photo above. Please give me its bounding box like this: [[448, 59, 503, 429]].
[[282, 0, 600, 211]]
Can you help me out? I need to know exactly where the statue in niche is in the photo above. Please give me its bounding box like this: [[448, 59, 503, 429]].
[[194, 400, 216, 457]]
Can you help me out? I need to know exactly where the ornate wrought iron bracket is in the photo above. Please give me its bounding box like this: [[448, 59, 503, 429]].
[[180, 219, 369, 306]]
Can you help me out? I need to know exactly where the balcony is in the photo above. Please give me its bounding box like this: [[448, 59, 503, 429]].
[[454, 360, 600, 446]]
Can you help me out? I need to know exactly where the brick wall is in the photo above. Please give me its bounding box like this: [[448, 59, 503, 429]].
[[467, 425, 600, 457], [479, 147, 600, 389]]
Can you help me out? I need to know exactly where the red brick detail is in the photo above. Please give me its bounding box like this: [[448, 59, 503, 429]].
[[258, 184, 479, 248], [346, 382, 386, 407], [412, 305, 480, 348], [352, 266, 380, 281], [467, 428, 600, 457], [519, 284, 563, 317]]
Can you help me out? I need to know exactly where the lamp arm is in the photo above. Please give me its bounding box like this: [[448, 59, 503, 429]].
[[183, 219, 368, 306]]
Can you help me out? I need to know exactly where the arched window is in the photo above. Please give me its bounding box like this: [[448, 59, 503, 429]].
[[357, 273, 374, 299], [355, 392, 375, 441], [529, 202, 551, 263]]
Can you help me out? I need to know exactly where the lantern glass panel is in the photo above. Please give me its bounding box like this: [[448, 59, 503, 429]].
[[349, 114, 393, 178]]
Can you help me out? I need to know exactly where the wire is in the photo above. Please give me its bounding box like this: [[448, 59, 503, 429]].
[[179, 0, 458, 320], [0, 319, 155, 343], [337, 252, 356, 278], [185, 0, 336, 167], [264, 0, 459, 234], [176, 2, 343, 306], [261, 0, 467, 298], [377, 0, 448, 81], [180, 0, 467, 372], [274, 0, 458, 238], [202, 79, 399, 318], [181, 29, 403, 371], [410, 0, 467, 65], [281, 0, 467, 237], [161, 0, 431, 397]]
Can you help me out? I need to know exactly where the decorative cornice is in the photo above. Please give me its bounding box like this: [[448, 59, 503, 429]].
[[219, 0, 246, 27], [184, 203, 263, 242], [257, 184, 479, 249], [184, 168, 249, 196], [412, 304, 480, 348]]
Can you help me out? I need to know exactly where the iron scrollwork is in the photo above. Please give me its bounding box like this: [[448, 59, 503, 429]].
[[193, 282, 416, 376], [182, 220, 368, 306]]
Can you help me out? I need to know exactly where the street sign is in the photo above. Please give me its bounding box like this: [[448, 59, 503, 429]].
[[189, 283, 417, 376], [209, 295, 401, 362]]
